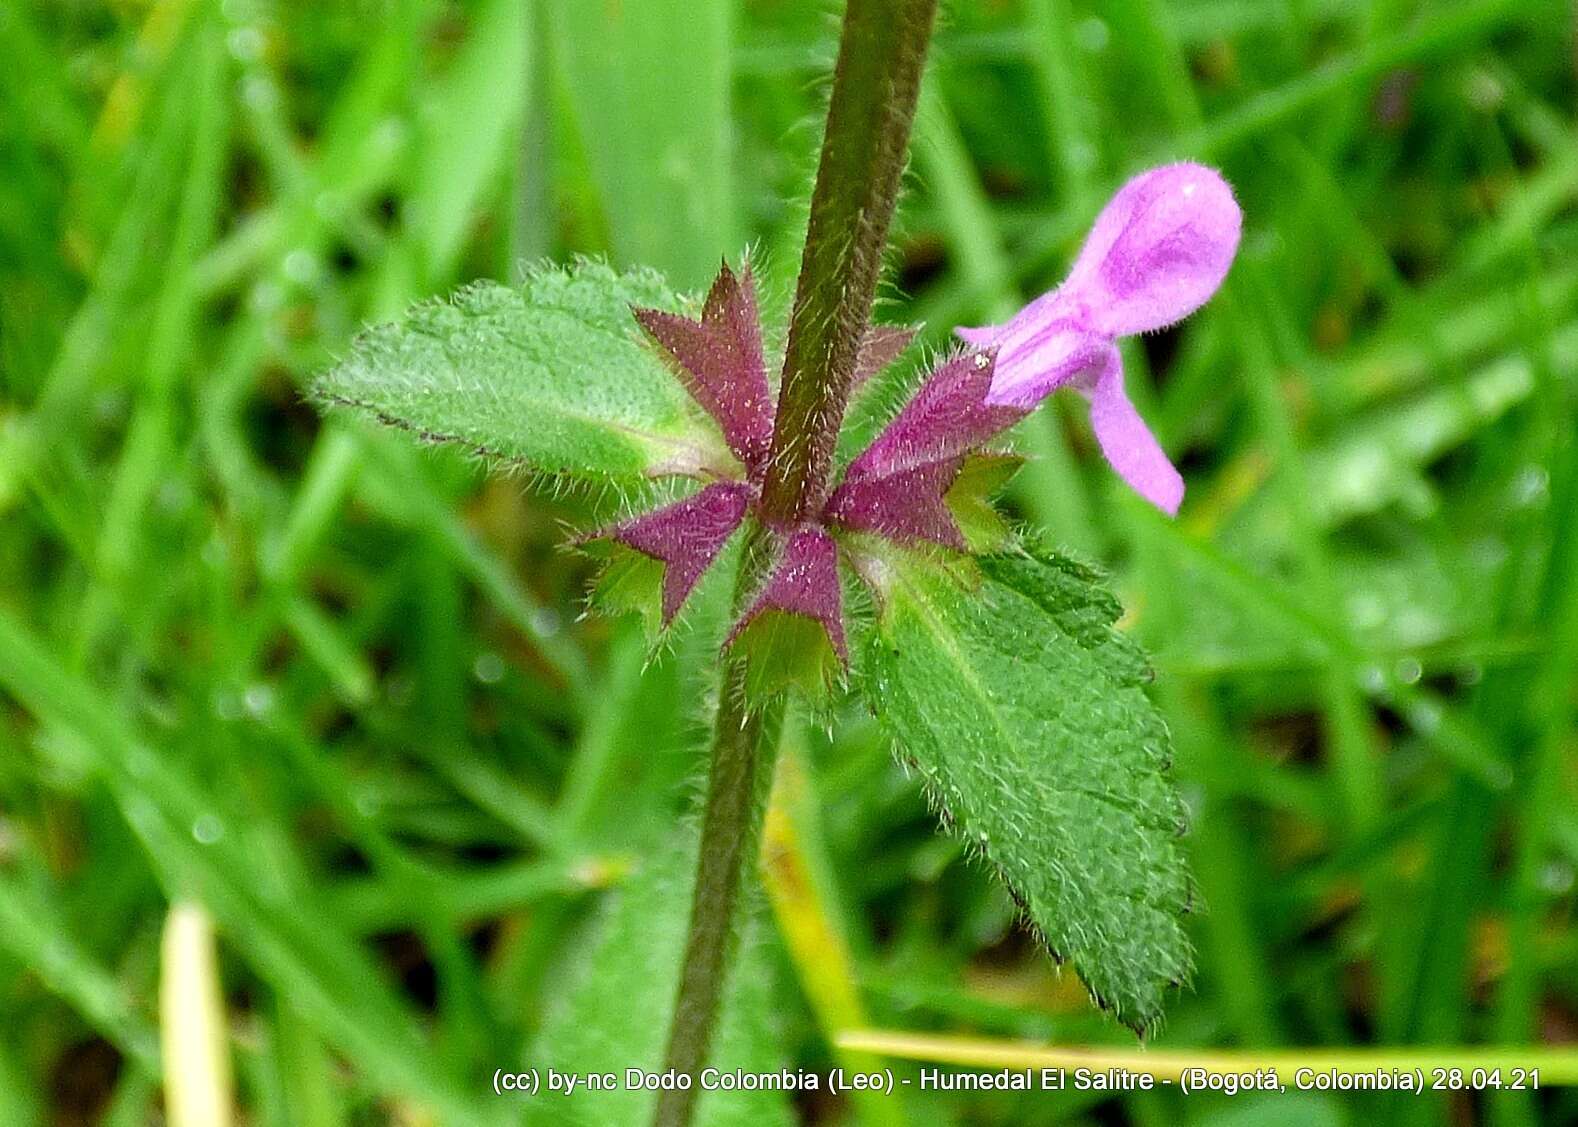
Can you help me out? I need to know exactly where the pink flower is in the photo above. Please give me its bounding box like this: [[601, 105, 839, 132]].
[[593, 168, 1240, 676], [957, 163, 1241, 515]]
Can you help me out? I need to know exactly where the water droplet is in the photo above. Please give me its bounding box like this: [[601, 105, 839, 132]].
[[1407, 698, 1442, 733], [1465, 69, 1504, 112], [240, 75, 276, 110], [283, 248, 320, 286], [1394, 606, 1437, 643], [249, 280, 284, 314], [531, 607, 563, 638], [192, 815, 224, 845], [1470, 537, 1507, 569], [41, 939, 69, 972], [226, 26, 263, 62], [1075, 17, 1109, 52], [1512, 464, 1549, 508], [314, 191, 343, 220], [212, 691, 243, 722], [243, 683, 276, 717], [373, 118, 406, 152], [124, 795, 159, 833], [1540, 862, 1574, 894], [1346, 591, 1386, 630], [1394, 656, 1423, 685], [473, 652, 506, 684], [1357, 664, 1387, 693]]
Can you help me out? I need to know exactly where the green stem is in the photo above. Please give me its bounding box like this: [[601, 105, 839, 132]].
[[758, 0, 940, 524], [652, 657, 783, 1127], [653, 2, 934, 1117], [653, 5, 938, 1122]]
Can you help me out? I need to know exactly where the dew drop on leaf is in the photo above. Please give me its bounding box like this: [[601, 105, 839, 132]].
[[473, 652, 506, 684], [192, 815, 224, 845]]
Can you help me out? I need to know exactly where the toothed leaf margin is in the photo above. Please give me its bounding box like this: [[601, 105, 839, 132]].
[[856, 547, 1193, 1029]]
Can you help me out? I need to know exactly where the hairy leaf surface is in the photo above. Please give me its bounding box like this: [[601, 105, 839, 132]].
[[860, 549, 1192, 1027], [314, 262, 730, 479]]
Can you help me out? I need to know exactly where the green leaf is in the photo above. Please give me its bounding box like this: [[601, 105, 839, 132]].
[[313, 262, 732, 480], [978, 550, 1153, 689], [529, 828, 791, 1126], [585, 542, 668, 637], [858, 548, 1192, 1028]]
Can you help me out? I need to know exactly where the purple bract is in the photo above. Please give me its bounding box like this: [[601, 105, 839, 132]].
[[728, 528, 847, 664], [604, 481, 752, 624], [825, 350, 1024, 549], [634, 262, 776, 475], [599, 261, 978, 664]]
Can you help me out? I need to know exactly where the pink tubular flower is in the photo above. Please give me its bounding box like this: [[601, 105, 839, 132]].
[[592, 169, 1240, 682], [957, 163, 1241, 515]]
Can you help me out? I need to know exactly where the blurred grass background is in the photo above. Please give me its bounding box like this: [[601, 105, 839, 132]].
[[1, 0, 1575, 1124]]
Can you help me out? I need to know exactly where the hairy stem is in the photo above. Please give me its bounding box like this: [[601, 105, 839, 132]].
[[653, 5, 938, 1122], [759, 0, 940, 524], [652, 655, 784, 1127]]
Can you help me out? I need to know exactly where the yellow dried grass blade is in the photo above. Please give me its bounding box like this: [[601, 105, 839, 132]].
[[838, 1029, 1578, 1084], [160, 902, 234, 1127]]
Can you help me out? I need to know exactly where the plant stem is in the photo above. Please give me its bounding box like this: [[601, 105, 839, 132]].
[[654, 4, 938, 1122], [652, 656, 783, 1127], [758, 0, 940, 524]]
